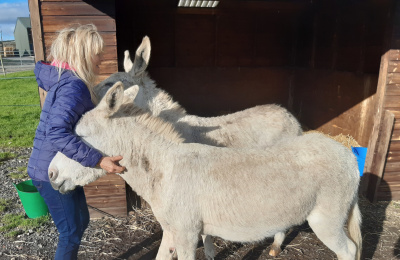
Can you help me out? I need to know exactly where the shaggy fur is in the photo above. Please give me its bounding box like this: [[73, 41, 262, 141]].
[[49, 83, 362, 260], [94, 36, 303, 258]]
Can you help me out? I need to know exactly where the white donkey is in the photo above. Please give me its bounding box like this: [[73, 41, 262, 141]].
[[49, 83, 362, 260], [94, 36, 303, 258]]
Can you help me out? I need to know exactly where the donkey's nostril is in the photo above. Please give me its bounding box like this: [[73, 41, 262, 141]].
[[48, 169, 58, 181]]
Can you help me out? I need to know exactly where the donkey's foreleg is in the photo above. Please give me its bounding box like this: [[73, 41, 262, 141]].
[[174, 231, 199, 260], [269, 231, 286, 257], [156, 230, 176, 260], [202, 235, 215, 260]]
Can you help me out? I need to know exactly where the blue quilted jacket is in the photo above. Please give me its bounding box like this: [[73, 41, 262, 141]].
[[27, 61, 103, 182]]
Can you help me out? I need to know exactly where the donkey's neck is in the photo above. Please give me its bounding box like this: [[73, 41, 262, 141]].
[[121, 132, 176, 204], [106, 106, 184, 204]]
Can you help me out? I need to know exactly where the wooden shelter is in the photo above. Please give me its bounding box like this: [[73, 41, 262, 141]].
[[28, 0, 400, 217]]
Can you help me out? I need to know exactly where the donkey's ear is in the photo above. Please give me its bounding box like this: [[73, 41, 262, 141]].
[[99, 81, 124, 117], [123, 85, 139, 103], [123, 50, 133, 73], [128, 36, 151, 77]]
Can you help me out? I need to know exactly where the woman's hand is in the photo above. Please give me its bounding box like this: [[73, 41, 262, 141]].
[[97, 156, 126, 174]]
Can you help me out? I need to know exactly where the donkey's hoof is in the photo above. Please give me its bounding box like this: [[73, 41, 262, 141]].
[[268, 247, 282, 257]]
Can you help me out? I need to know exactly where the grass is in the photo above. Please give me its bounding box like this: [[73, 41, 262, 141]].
[[0, 199, 12, 213], [9, 170, 28, 180], [0, 213, 50, 238], [0, 200, 51, 238], [0, 70, 35, 79], [0, 70, 40, 148], [9, 166, 28, 179], [0, 152, 16, 162], [17, 166, 27, 172]]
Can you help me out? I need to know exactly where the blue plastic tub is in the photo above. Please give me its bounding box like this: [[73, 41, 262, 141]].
[[351, 147, 368, 177]]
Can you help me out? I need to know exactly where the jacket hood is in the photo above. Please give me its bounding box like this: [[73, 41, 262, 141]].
[[34, 61, 76, 91]]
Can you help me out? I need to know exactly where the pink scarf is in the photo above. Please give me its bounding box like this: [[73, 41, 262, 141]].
[[51, 60, 75, 71]]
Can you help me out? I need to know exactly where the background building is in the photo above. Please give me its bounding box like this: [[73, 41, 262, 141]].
[[14, 17, 33, 56], [0, 40, 16, 57]]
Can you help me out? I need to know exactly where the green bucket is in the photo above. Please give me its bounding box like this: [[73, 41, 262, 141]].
[[13, 179, 49, 219]]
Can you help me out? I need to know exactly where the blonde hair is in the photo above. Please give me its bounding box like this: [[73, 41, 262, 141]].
[[49, 24, 104, 101]]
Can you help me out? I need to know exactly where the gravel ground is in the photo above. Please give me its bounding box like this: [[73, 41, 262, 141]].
[[1, 147, 399, 260]]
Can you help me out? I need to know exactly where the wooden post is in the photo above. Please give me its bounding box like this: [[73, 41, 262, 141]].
[[362, 50, 397, 202], [28, 0, 47, 108], [0, 52, 5, 76], [362, 51, 389, 200], [28, 0, 44, 62], [365, 110, 395, 202]]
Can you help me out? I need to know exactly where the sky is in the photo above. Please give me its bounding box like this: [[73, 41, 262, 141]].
[[0, 0, 30, 41]]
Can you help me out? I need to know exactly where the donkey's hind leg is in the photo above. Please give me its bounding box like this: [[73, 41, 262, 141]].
[[269, 231, 285, 257], [202, 235, 215, 260], [307, 211, 356, 260]]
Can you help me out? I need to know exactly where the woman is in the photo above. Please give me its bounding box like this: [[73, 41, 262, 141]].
[[27, 24, 125, 260]]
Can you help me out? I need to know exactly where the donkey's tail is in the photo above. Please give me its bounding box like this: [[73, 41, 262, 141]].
[[347, 198, 362, 260]]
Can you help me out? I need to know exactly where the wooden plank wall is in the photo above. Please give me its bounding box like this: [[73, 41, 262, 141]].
[[33, 0, 126, 218], [364, 2, 400, 201], [378, 50, 400, 200], [116, 1, 310, 116], [363, 51, 396, 202], [40, 0, 118, 81], [378, 0, 400, 201], [292, 0, 392, 147]]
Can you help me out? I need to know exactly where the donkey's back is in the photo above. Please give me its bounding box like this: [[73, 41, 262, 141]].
[[181, 104, 302, 147]]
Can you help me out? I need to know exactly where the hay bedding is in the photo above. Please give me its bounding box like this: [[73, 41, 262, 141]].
[[304, 131, 361, 149], [1, 148, 400, 259]]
